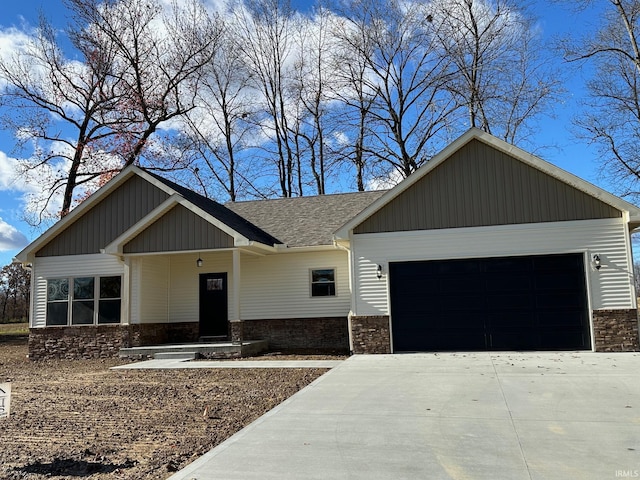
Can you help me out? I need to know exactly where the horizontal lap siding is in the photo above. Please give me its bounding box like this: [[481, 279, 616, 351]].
[[352, 218, 633, 316], [241, 250, 350, 320], [31, 254, 124, 328], [138, 256, 170, 324], [169, 252, 234, 323]]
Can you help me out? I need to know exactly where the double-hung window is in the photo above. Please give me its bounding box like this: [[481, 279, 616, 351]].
[[46, 276, 122, 326], [310, 268, 336, 297]]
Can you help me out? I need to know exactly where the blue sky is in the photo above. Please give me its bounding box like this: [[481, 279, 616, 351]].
[[0, 0, 614, 266]]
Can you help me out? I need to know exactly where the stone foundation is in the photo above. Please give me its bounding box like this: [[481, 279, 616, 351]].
[[28, 322, 200, 360], [242, 317, 349, 353], [592, 309, 640, 352], [29, 325, 129, 360], [350, 315, 391, 354], [230, 320, 244, 344]]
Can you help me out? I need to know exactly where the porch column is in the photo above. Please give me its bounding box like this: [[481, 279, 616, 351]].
[[230, 249, 243, 344]]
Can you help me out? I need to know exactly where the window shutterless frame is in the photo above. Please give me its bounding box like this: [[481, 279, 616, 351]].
[[310, 268, 337, 297], [46, 276, 122, 326]]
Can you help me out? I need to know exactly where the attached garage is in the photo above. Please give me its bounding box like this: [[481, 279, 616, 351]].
[[336, 128, 640, 354], [389, 253, 590, 352]]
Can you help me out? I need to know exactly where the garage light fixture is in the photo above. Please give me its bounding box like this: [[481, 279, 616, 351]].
[[196, 254, 203, 268], [593, 254, 601, 271], [376, 264, 383, 279]]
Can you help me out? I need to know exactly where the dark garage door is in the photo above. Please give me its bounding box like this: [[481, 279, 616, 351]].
[[389, 253, 591, 352]]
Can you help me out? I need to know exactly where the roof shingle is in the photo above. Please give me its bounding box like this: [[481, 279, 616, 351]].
[[225, 191, 386, 247]]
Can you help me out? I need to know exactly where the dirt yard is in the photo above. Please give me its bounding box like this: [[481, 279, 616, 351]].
[[0, 335, 333, 479]]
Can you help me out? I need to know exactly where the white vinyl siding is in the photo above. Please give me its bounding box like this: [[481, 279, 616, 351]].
[[351, 218, 635, 316], [31, 254, 124, 328], [168, 252, 234, 323], [130, 256, 170, 324], [240, 250, 350, 320]]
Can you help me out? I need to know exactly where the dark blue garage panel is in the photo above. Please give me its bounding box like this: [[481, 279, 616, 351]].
[[389, 253, 591, 352]]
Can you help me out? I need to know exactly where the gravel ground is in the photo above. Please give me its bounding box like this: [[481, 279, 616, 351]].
[[0, 336, 335, 479]]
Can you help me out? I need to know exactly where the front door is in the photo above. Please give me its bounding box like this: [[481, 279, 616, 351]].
[[199, 272, 228, 338]]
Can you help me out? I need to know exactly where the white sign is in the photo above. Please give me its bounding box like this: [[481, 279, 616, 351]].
[[0, 383, 11, 418]]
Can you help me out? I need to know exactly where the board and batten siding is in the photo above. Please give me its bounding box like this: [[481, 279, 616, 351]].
[[130, 256, 170, 324], [31, 254, 125, 328], [36, 175, 169, 257], [354, 139, 621, 234], [352, 218, 634, 317], [124, 205, 233, 254], [240, 250, 350, 320]]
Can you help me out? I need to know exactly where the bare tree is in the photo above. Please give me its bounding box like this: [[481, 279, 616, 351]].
[[558, 0, 640, 200], [0, 14, 124, 221], [0, 263, 30, 323], [335, 0, 457, 179], [329, 10, 378, 191], [182, 24, 260, 202], [290, 6, 342, 195], [431, 0, 560, 144], [230, 0, 301, 197], [69, 0, 222, 167]]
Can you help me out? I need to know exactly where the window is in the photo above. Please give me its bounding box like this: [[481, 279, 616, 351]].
[[46, 278, 69, 326], [72, 277, 94, 325], [99, 276, 121, 324], [46, 276, 122, 326], [311, 269, 336, 297]]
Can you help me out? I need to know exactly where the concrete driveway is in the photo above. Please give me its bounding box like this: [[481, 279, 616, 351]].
[[168, 353, 640, 480]]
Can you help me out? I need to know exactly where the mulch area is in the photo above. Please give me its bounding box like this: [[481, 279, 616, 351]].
[[0, 337, 335, 479]]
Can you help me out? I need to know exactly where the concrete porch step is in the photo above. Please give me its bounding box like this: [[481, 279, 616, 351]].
[[154, 352, 197, 361], [119, 339, 269, 359], [199, 336, 227, 343]]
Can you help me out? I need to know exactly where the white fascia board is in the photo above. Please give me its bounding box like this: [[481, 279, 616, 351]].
[[273, 244, 342, 254], [334, 128, 640, 239], [15, 166, 143, 263]]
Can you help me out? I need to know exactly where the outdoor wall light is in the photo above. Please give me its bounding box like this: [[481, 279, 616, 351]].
[[196, 255, 203, 268], [593, 254, 601, 271], [376, 264, 383, 279]]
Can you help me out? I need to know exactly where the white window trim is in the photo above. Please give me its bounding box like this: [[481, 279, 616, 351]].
[[46, 275, 122, 326], [309, 267, 337, 298]]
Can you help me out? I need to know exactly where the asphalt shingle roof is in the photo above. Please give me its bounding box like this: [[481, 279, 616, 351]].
[[225, 191, 386, 247], [145, 170, 282, 246], [146, 169, 385, 248]]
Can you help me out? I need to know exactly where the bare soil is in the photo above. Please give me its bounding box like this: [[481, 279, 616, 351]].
[[0, 336, 335, 479]]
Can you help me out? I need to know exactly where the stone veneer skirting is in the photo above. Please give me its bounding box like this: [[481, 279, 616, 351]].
[[242, 317, 349, 353], [29, 309, 639, 359], [28, 318, 349, 359], [592, 309, 640, 352], [28, 323, 200, 360], [350, 315, 391, 354]]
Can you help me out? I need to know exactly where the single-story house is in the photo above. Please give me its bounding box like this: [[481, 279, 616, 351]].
[[16, 128, 640, 359]]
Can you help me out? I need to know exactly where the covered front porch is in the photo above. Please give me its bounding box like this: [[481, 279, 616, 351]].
[[124, 247, 260, 346]]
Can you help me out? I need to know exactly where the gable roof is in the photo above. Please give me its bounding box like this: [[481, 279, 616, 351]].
[[15, 166, 282, 262], [226, 190, 386, 247], [15, 165, 385, 262], [335, 128, 640, 239], [143, 170, 282, 247]]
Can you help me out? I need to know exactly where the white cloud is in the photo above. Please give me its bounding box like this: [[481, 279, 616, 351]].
[[0, 217, 28, 251], [366, 169, 404, 190]]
